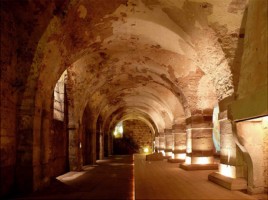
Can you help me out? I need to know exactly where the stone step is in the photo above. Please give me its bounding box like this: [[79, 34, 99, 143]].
[[180, 163, 218, 170], [208, 172, 247, 190]]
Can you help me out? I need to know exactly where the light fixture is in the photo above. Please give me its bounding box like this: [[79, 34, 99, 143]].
[[143, 147, 149, 153]]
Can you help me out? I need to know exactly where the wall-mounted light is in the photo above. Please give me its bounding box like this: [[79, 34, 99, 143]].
[[143, 147, 149, 153]]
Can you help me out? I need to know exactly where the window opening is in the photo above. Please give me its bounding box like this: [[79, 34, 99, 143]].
[[212, 104, 220, 153], [113, 121, 123, 138], [53, 71, 67, 121]]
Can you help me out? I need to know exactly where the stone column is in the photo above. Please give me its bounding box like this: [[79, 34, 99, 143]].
[[218, 111, 241, 178], [158, 133, 165, 156], [68, 125, 80, 171], [209, 97, 247, 191], [169, 124, 186, 163], [154, 136, 159, 152], [164, 129, 173, 157], [181, 113, 218, 170]]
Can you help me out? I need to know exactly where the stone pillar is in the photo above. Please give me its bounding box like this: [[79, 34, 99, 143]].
[[68, 125, 80, 171], [181, 113, 218, 170], [16, 107, 35, 194], [218, 111, 243, 178], [108, 131, 113, 156], [154, 136, 159, 152], [209, 97, 248, 191], [168, 124, 186, 163], [164, 129, 173, 157], [158, 133, 165, 156]]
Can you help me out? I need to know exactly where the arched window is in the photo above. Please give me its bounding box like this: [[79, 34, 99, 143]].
[[53, 71, 67, 121], [113, 121, 123, 138]]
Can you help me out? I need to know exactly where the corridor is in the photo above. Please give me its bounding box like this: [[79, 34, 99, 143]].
[[9, 155, 267, 200], [1, 0, 267, 198]]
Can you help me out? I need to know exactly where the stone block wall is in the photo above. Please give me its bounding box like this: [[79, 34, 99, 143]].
[[236, 119, 268, 193], [123, 120, 153, 153], [0, 8, 18, 197]]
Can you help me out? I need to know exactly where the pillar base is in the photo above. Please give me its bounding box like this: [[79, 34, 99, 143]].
[[167, 158, 185, 163], [180, 163, 218, 170], [208, 172, 247, 191]]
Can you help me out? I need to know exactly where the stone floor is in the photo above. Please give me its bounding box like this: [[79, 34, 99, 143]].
[[9, 155, 134, 200], [134, 154, 267, 200], [8, 154, 267, 200]]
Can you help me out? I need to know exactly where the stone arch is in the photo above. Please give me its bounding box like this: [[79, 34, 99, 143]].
[[12, 0, 244, 194]]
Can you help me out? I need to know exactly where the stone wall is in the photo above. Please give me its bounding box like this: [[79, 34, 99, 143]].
[[113, 120, 153, 154], [123, 120, 153, 153], [237, 0, 267, 100], [236, 119, 268, 193], [0, 8, 18, 197], [50, 119, 69, 177], [227, 0, 268, 194]]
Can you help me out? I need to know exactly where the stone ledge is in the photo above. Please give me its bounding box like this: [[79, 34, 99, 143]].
[[208, 172, 247, 190], [180, 163, 218, 170]]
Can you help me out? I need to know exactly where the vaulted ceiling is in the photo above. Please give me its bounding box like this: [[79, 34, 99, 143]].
[[1, 0, 247, 133]]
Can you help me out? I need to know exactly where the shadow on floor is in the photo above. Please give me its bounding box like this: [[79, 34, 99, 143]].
[[8, 155, 134, 200]]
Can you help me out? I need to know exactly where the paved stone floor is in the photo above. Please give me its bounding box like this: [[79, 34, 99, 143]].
[[134, 154, 267, 200], [9, 155, 134, 200], [8, 154, 267, 200]]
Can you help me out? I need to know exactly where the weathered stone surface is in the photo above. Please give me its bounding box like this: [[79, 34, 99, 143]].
[[1, 0, 267, 198], [186, 115, 213, 128], [114, 119, 153, 154], [208, 172, 247, 190], [173, 132, 186, 150]]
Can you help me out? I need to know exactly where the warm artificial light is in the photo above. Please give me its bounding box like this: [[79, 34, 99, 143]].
[[143, 147, 149, 153], [219, 164, 236, 178], [194, 157, 210, 165], [159, 150, 165, 156], [227, 148, 231, 163], [185, 156, 191, 164], [175, 153, 186, 160], [262, 116, 268, 129], [165, 152, 173, 157]]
